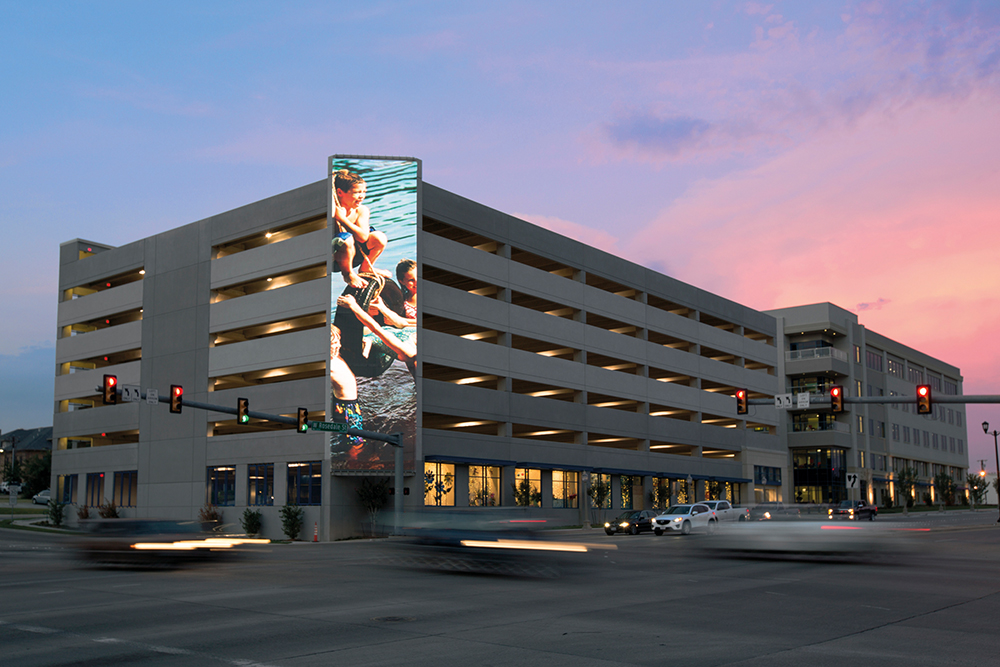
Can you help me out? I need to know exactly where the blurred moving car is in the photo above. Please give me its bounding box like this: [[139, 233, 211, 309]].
[[749, 502, 800, 521], [74, 518, 268, 567], [828, 499, 878, 521], [604, 509, 658, 535], [652, 504, 717, 535], [32, 489, 50, 505], [701, 500, 749, 522]]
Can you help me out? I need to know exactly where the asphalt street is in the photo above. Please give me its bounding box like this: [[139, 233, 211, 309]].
[[2, 511, 1000, 666]]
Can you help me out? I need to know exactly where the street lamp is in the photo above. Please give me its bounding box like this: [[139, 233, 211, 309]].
[[982, 422, 1000, 524]]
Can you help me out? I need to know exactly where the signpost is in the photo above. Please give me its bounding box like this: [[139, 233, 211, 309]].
[[122, 384, 142, 402]]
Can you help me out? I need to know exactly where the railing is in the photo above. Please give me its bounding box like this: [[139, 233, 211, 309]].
[[792, 421, 851, 433], [787, 347, 849, 362]]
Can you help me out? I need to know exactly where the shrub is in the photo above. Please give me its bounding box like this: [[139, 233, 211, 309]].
[[77, 505, 90, 521], [241, 508, 263, 536], [47, 499, 65, 527], [98, 501, 119, 518], [198, 503, 223, 525], [280, 503, 304, 540]]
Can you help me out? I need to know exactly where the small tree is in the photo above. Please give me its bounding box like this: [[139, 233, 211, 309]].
[[241, 508, 263, 536], [77, 505, 90, 521], [587, 479, 612, 526], [512, 478, 542, 507], [47, 499, 65, 528], [933, 471, 956, 507], [280, 503, 304, 540], [967, 474, 987, 508], [21, 451, 51, 497], [198, 503, 222, 529], [356, 477, 390, 537], [897, 467, 917, 511]]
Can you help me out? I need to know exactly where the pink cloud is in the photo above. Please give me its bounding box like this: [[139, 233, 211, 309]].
[[623, 94, 1000, 406]]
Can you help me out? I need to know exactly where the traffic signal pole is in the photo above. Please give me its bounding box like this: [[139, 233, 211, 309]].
[[744, 394, 1000, 406], [97, 384, 407, 536]]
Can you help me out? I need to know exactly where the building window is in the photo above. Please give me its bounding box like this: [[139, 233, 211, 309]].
[[924, 431, 930, 448], [424, 462, 455, 506], [878, 421, 886, 438], [513, 468, 542, 507], [858, 416, 864, 434], [928, 375, 942, 391], [469, 465, 500, 506], [621, 475, 634, 510], [950, 437, 956, 453], [865, 350, 883, 372], [754, 466, 782, 486], [903, 425, 911, 444], [958, 439, 964, 454], [908, 367, 923, 384], [113, 471, 137, 507], [793, 413, 837, 432], [957, 412, 963, 427], [58, 474, 78, 504], [287, 462, 321, 506], [932, 434, 939, 450], [887, 357, 905, 378], [591, 473, 612, 508], [552, 470, 579, 509], [944, 379, 958, 395], [947, 409, 954, 425], [208, 466, 236, 506], [854, 345, 861, 363], [891, 424, 900, 441], [85, 472, 105, 507], [248, 463, 274, 506]]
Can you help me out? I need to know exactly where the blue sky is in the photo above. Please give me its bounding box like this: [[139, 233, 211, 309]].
[[3, 1, 1000, 465]]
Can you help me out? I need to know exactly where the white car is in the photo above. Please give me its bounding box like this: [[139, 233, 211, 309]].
[[32, 489, 51, 505], [652, 504, 718, 535]]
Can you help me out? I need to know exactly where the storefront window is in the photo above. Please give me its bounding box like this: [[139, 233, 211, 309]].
[[621, 475, 634, 509], [513, 468, 542, 507], [552, 470, 579, 509], [469, 465, 500, 506], [424, 462, 455, 506]]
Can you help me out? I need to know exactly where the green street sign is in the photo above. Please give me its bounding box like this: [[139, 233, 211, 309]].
[[309, 421, 349, 433]]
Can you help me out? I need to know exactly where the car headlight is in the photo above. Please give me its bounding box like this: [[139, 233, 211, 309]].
[[763, 511, 771, 519], [672, 517, 682, 523], [828, 508, 833, 515], [619, 522, 629, 528], [604, 522, 611, 528]]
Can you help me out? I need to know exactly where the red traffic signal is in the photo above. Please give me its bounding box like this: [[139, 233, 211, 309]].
[[169, 385, 183, 413], [736, 389, 748, 415], [102, 375, 118, 405], [916, 385, 932, 414], [830, 385, 844, 413], [297, 407, 309, 433]]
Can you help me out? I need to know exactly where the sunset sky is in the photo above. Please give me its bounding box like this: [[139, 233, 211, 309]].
[[2, 1, 998, 466]]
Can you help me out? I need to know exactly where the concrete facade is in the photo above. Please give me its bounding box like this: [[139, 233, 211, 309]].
[[52, 170, 836, 539]]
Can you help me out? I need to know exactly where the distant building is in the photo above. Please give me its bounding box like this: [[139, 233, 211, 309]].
[[767, 303, 968, 507], [1, 427, 52, 472]]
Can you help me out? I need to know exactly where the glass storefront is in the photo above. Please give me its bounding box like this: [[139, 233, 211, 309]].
[[792, 447, 847, 504]]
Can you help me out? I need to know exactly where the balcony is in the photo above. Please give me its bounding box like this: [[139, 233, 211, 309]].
[[787, 347, 848, 363], [785, 346, 850, 377]]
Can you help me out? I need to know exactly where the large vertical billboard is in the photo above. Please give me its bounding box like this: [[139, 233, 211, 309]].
[[328, 156, 418, 472]]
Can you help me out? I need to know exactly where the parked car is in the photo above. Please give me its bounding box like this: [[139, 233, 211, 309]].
[[32, 489, 51, 505], [749, 502, 801, 521], [652, 504, 717, 535], [828, 499, 878, 521], [604, 509, 658, 535], [701, 500, 749, 522]]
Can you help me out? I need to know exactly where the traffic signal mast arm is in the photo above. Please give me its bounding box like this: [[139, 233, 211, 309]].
[[744, 394, 1000, 405], [92, 384, 401, 445]]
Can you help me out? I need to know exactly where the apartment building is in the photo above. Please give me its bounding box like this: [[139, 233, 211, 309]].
[[767, 303, 968, 507]]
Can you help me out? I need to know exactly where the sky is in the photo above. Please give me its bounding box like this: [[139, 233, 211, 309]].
[[2, 0, 999, 467]]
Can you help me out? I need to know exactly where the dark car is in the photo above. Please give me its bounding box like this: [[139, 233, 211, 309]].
[[828, 499, 878, 521], [604, 509, 658, 535]]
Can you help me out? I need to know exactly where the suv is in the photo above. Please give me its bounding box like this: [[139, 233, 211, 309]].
[[828, 499, 877, 521]]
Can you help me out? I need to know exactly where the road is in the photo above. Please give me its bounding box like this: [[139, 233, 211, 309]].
[[2, 511, 1000, 666]]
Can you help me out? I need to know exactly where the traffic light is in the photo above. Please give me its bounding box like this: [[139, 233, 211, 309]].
[[830, 385, 844, 413], [102, 375, 118, 405], [736, 389, 748, 415], [169, 385, 183, 413], [916, 385, 932, 414], [238, 397, 249, 423], [297, 407, 309, 433]]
